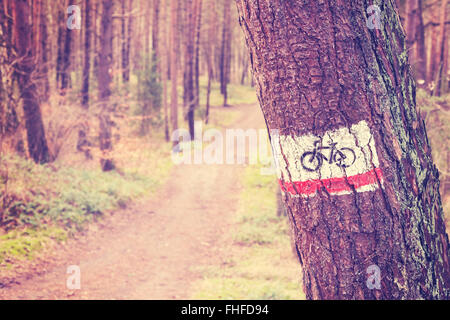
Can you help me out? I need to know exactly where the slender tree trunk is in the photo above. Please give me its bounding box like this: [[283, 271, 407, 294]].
[[121, 0, 129, 83], [428, 4, 439, 90], [82, 0, 92, 108], [442, 30, 450, 95], [404, 0, 417, 65], [183, 0, 200, 139], [237, 0, 450, 300], [162, 0, 169, 141], [127, 0, 133, 78], [414, 0, 426, 84], [98, 0, 114, 171], [78, 0, 92, 159], [93, 0, 99, 74], [145, 0, 151, 68], [194, 0, 202, 111], [205, 67, 212, 124], [170, 0, 179, 147], [435, 0, 448, 96], [221, 0, 232, 106], [56, 4, 64, 90], [240, 47, 249, 85], [38, 0, 50, 102], [204, 0, 217, 124], [60, 0, 72, 95], [152, 0, 160, 68], [13, 0, 50, 164]]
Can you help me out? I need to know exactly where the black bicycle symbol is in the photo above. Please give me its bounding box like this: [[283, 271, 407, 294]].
[[300, 140, 356, 172]]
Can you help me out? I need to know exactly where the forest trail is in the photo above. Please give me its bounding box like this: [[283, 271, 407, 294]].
[[0, 103, 266, 299]]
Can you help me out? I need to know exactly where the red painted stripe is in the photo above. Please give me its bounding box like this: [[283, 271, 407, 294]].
[[279, 168, 384, 196]]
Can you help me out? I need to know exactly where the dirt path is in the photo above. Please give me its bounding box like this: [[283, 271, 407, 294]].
[[0, 103, 266, 299]]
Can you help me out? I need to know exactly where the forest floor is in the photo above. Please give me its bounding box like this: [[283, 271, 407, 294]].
[[0, 102, 297, 299]]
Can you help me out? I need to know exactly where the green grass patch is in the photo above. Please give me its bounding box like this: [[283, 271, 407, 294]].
[[0, 227, 67, 264], [192, 162, 305, 300]]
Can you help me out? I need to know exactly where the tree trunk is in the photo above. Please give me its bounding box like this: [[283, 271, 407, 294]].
[[237, 0, 450, 300], [121, 0, 129, 83], [93, 0, 99, 74], [127, 0, 133, 78], [13, 0, 50, 164], [204, 0, 217, 124], [435, 0, 448, 96], [60, 0, 72, 95], [56, 4, 64, 90], [152, 0, 160, 68], [428, 3, 439, 90], [183, 0, 200, 139], [414, 0, 426, 84], [194, 0, 202, 111], [145, 0, 150, 68], [404, 0, 417, 65], [38, 0, 50, 102], [162, 0, 170, 141], [170, 0, 179, 147], [220, 0, 232, 106], [98, 0, 114, 171], [82, 0, 92, 108], [442, 29, 450, 95], [78, 0, 92, 159]]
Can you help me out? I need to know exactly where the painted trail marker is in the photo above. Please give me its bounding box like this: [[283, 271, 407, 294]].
[[271, 120, 384, 197]]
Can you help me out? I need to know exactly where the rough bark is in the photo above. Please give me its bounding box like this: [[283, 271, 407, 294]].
[[237, 0, 450, 300], [98, 0, 114, 171], [13, 0, 50, 164]]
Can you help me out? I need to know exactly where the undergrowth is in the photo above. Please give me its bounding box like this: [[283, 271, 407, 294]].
[[0, 143, 172, 264]]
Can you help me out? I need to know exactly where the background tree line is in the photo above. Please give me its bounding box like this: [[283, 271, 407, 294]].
[[398, 0, 450, 95], [0, 0, 250, 170]]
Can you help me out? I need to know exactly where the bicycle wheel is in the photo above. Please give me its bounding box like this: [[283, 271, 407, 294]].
[[301, 152, 322, 172], [334, 148, 356, 168]]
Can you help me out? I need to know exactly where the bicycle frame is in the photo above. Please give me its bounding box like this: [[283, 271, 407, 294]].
[[311, 140, 338, 164]]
